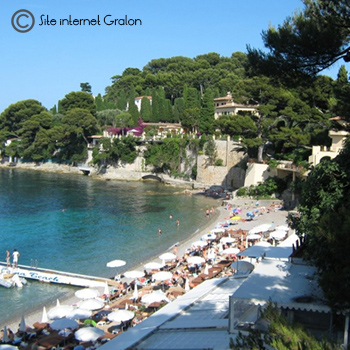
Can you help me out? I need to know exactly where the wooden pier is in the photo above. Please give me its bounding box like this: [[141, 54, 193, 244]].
[[0, 262, 119, 288]]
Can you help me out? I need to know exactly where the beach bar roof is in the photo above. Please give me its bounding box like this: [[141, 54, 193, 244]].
[[228, 259, 330, 332]]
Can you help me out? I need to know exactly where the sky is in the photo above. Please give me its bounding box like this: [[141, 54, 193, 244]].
[[0, 0, 344, 114]]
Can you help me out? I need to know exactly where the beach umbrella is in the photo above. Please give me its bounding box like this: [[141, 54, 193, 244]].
[[0, 345, 18, 350], [19, 315, 26, 333], [78, 298, 104, 311], [83, 319, 97, 327], [184, 278, 190, 291], [141, 291, 168, 304], [187, 256, 205, 265], [41, 306, 48, 323], [50, 318, 79, 331], [202, 232, 216, 241], [144, 262, 162, 270], [66, 308, 92, 320], [132, 283, 138, 301], [123, 270, 144, 279], [220, 237, 236, 244], [222, 247, 240, 255], [275, 225, 289, 232], [248, 223, 273, 235], [75, 327, 105, 342], [159, 252, 176, 266], [75, 288, 100, 300], [107, 310, 134, 323], [103, 282, 110, 296], [247, 234, 261, 241], [152, 271, 172, 282], [270, 230, 287, 240], [191, 240, 207, 248], [106, 259, 126, 268], [158, 252, 176, 261], [2, 326, 10, 343], [47, 305, 74, 320]]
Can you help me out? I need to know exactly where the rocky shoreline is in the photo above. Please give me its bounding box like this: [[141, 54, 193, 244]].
[[0, 162, 206, 190]]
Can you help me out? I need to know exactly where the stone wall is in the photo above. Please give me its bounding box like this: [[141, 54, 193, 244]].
[[196, 140, 246, 188]]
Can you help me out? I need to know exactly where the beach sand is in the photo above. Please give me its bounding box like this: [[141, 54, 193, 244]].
[[4, 197, 289, 333]]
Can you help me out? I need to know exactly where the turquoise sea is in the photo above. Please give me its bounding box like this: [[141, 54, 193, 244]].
[[0, 168, 217, 328]]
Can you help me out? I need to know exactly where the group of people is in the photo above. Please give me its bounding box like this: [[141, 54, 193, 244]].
[[6, 249, 20, 268]]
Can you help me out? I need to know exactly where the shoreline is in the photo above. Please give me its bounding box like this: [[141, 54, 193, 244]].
[[4, 198, 289, 334], [2, 200, 224, 332]]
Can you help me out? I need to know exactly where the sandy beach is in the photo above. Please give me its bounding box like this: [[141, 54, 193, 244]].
[[4, 196, 289, 334]]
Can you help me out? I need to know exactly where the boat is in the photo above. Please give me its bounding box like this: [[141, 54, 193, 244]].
[[0, 268, 27, 288]]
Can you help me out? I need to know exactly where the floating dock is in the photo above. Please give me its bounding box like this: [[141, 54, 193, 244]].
[[0, 262, 119, 288]]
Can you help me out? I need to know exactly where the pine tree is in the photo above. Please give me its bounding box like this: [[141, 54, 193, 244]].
[[141, 97, 152, 122], [127, 86, 139, 125], [200, 88, 215, 134]]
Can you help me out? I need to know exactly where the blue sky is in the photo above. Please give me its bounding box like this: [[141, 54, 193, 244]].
[[0, 0, 343, 114]]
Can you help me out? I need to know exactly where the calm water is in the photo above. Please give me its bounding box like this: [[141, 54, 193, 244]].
[[0, 168, 216, 327]]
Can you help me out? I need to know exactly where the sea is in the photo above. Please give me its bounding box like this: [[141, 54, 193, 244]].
[[0, 168, 217, 327]]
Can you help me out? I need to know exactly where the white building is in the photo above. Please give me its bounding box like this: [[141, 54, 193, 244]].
[[214, 92, 258, 120]]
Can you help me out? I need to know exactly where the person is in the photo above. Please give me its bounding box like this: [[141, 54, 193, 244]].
[[176, 219, 180, 226], [6, 250, 10, 267], [169, 215, 173, 219], [173, 244, 178, 257], [205, 209, 210, 218], [158, 228, 162, 236], [12, 249, 20, 268]]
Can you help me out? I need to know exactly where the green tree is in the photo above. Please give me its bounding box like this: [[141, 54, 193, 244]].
[[0, 99, 46, 139], [200, 88, 215, 134], [140, 97, 152, 121], [96, 109, 122, 127], [247, 0, 350, 76], [290, 139, 350, 310], [127, 86, 139, 125], [80, 82, 92, 94], [59, 91, 96, 116]]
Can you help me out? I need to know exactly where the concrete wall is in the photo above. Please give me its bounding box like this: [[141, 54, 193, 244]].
[[244, 163, 278, 187]]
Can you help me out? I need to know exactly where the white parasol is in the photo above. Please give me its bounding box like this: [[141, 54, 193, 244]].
[[78, 298, 104, 311], [159, 252, 176, 266], [47, 305, 74, 320], [275, 225, 289, 232], [187, 256, 205, 265], [191, 240, 207, 248], [50, 318, 79, 331], [107, 310, 134, 322], [19, 315, 26, 333], [75, 288, 100, 300], [152, 271, 172, 281], [202, 232, 216, 241], [220, 237, 236, 244], [123, 270, 144, 279], [248, 223, 273, 235], [2, 326, 10, 343], [247, 234, 261, 241], [0, 345, 19, 350], [141, 290, 169, 304], [41, 306, 48, 323], [144, 262, 162, 270], [270, 230, 287, 240], [66, 308, 92, 320], [222, 247, 240, 255], [75, 327, 105, 342]]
